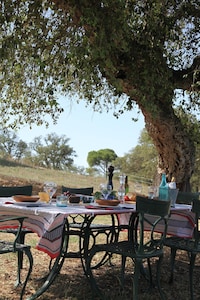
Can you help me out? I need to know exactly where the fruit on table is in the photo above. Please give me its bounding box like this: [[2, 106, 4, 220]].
[[124, 195, 130, 201], [125, 192, 137, 201]]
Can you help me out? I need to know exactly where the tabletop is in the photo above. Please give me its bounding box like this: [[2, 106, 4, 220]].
[[0, 197, 135, 258], [0, 198, 195, 258]]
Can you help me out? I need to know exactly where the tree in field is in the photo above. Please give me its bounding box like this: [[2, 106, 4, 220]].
[[0, 1, 199, 190], [14, 140, 28, 161], [115, 129, 158, 182], [0, 129, 28, 160], [87, 149, 117, 176], [30, 133, 76, 170], [0, 129, 17, 158]]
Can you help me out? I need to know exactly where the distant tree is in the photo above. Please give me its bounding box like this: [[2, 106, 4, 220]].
[[0, 129, 17, 158], [115, 129, 158, 182], [30, 133, 76, 170], [14, 140, 28, 161], [87, 149, 117, 176], [0, 129, 28, 160]]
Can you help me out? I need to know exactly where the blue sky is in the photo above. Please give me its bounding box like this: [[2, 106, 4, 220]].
[[17, 96, 145, 168]]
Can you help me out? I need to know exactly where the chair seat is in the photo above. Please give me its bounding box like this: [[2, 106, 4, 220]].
[[1, 228, 33, 234], [92, 240, 163, 259], [70, 223, 114, 230], [0, 240, 31, 253], [164, 236, 200, 253]]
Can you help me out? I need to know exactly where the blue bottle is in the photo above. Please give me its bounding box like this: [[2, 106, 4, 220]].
[[159, 173, 169, 200]]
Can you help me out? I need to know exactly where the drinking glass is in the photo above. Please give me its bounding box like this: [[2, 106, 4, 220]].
[[148, 186, 156, 199], [43, 181, 57, 203], [100, 184, 112, 199]]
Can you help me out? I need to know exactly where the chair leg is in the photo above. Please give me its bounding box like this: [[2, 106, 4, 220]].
[[86, 248, 104, 299], [133, 259, 141, 300], [147, 258, 153, 290], [189, 253, 196, 300], [156, 255, 166, 300], [169, 248, 177, 283], [16, 231, 27, 286], [19, 248, 33, 300], [120, 255, 126, 286]]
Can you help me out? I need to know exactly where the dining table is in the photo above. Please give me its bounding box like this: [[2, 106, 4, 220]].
[[0, 197, 195, 300], [0, 197, 135, 299]]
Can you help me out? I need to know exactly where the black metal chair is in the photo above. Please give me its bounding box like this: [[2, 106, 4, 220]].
[[0, 185, 33, 198], [164, 197, 200, 300], [0, 216, 33, 300], [86, 196, 170, 300], [0, 185, 33, 284], [61, 186, 120, 275], [176, 191, 199, 204]]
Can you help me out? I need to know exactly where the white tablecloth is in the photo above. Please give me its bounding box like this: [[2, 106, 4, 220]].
[[0, 198, 135, 258]]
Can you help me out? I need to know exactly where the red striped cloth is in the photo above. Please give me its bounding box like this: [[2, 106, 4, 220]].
[[0, 209, 65, 258], [118, 210, 195, 238]]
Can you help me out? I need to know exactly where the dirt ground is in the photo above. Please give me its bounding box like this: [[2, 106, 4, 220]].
[[0, 231, 200, 300]]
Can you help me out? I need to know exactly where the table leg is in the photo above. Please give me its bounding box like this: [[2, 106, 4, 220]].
[[27, 220, 69, 300]]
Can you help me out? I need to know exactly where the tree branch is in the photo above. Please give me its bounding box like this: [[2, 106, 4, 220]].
[[172, 56, 200, 91]]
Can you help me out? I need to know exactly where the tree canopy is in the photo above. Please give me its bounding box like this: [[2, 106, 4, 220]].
[[30, 133, 76, 169], [0, 1, 199, 189], [87, 149, 117, 175]]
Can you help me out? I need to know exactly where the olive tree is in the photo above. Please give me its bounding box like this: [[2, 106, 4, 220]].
[[87, 149, 117, 175], [30, 133, 76, 169], [0, 129, 28, 160], [0, 1, 199, 190]]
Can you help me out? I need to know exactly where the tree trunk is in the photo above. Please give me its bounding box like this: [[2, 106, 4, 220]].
[[142, 108, 195, 192]]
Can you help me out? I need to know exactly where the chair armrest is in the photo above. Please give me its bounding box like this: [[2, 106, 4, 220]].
[[0, 216, 27, 251], [0, 216, 27, 223]]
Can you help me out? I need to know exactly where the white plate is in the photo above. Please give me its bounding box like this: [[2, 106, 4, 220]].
[[173, 204, 192, 210], [13, 201, 48, 207], [88, 203, 120, 209]]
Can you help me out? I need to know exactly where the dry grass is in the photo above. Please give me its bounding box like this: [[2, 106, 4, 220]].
[[1, 231, 200, 300], [0, 165, 146, 195]]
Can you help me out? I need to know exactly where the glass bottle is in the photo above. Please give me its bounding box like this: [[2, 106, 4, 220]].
[[118, 174, 126, 203], [158, 173, 169, 200], [125, 176, 129, 194]]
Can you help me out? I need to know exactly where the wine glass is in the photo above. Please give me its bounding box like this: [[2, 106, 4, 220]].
[[43, 181, 57, 203], [100, 184, 112, 200], [106, 184, 112, 199], [148, 186, 156, 199]]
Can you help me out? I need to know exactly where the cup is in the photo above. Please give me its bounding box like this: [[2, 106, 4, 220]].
[[82, 196, 94, 204], [148, 186, 155, 199], [169, 188, 179, 207], [56, 195, 68, 207], [39, 192, 50, 203]]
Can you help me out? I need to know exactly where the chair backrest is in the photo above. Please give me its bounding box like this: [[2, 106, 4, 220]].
[[176, 191, 199, 204], [135, 196, 170, 253], [191, 199, 200, 246], [61, 186, 93, 196], [0, 185, 33, 197]]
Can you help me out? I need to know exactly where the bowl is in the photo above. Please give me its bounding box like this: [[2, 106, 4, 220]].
[[13, 195, 40, 202], [95, 199, 120, 206], [69, 196, 80, 204]]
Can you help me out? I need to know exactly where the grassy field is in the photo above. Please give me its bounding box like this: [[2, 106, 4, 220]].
[[0, 164, 147, 195]]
